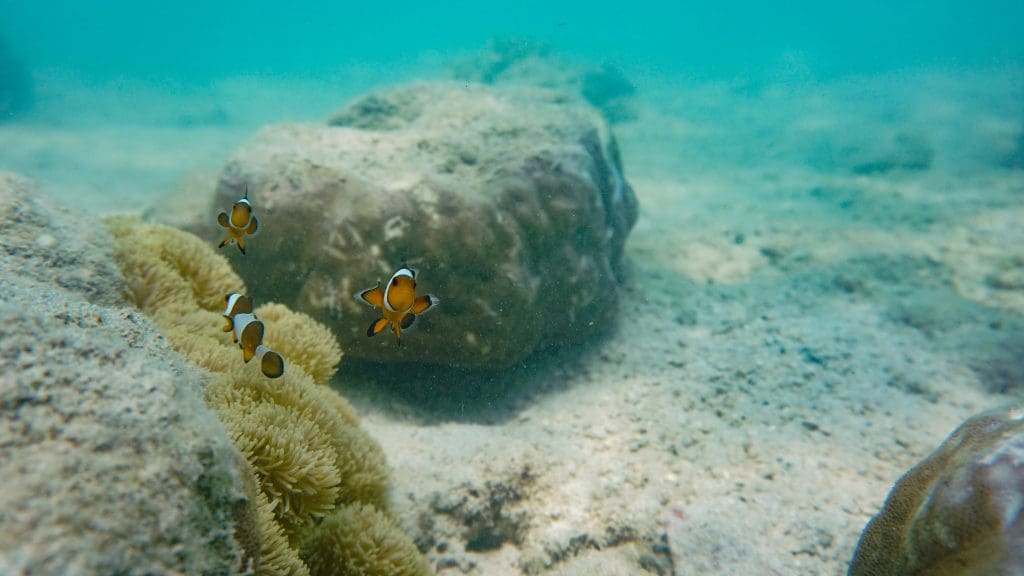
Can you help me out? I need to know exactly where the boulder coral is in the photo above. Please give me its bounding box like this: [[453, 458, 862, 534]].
[[848, 405, 1024, 576], [207, 81, 638, 369], [104, 216, 431, 576]]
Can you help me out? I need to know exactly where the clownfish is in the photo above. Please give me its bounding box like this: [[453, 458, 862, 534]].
[[217, 187, 260, 255], [356, 266, 439, 345], [222, 293, 285, 378]]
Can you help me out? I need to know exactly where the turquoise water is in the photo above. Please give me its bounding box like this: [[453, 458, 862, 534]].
[[4, 1, 1024, 82]]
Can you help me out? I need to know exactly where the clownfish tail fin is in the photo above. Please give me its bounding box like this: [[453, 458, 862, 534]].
[[257, 346, 285, 379]]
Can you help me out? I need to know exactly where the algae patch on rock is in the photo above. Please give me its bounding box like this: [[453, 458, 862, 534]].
[[206, 82, 638, 369]]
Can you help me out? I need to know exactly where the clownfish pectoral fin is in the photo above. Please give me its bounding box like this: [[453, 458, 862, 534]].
[[411, 294, 439, 315], [222, 318, 233, 333], [245, 214, 259, 236], [400, 314, 416, 330], [217, 211, 230, 228], [357, 284, 384, 308], [367, 317, 389, 338]]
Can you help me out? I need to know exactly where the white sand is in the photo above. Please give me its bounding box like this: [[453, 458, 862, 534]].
[[2, 64, 1021, 575]]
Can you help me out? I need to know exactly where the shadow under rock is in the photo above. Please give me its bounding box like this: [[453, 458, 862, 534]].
[[332, 334, 608, 426]]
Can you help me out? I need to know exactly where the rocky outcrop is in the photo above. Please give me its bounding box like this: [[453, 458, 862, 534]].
[[0, 173, 252, 574], [848, 405, 1024, 576], [208, 82, 638, 368]]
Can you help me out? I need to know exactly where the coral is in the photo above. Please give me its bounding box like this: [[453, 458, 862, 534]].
[[103, 217, 429, 576], [257, 302, 343, 385], [209, 381, 343, 527], [104, 215, 244, 316], [255, 488, 312, 576], [848, 405, 1024, 576], [299, 503, 432, 576]]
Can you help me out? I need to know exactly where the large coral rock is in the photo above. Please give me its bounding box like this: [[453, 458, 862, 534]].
[[848, 405, 1024, 576], [0, 173, 252, 573], [210, 82, 638, 368]]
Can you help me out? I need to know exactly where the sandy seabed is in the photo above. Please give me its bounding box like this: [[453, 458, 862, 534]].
[[2, 64, 1022, 575]]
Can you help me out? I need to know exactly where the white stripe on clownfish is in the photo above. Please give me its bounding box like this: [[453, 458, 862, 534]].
[[232, 313, 258, 343], [223, 293, 252, 318]]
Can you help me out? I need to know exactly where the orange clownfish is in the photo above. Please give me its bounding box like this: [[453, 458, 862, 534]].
[[222, 293, 284, 378], [217, 187, 260, 255], [356, 266, 439, 345]]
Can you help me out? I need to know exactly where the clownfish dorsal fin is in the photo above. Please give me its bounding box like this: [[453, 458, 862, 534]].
[[400, 261, 416, 279]]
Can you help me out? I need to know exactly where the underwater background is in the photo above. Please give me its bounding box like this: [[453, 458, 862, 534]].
[[2, 1, 1024, 575]]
